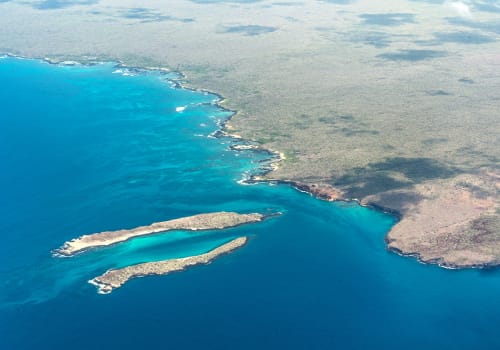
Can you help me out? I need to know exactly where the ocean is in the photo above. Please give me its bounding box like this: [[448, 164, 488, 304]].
[[1, 56, 499, 349]]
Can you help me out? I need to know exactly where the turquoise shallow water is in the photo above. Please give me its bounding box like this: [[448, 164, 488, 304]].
[[1, 57, 499, 349]]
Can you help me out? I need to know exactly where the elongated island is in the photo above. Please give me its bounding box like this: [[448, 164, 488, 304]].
[[54, 212, 265, 257], [89, 236, 248, 294]]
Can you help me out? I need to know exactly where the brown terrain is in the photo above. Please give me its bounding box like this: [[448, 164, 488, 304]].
[[89, 237, 248, 294], [384, 171, 500, 268], [54, 212, 263, 256], [1, 0, 499, 268]]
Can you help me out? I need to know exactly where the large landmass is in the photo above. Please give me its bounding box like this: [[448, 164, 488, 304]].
[[54, 212, 263, 256], [2, 0, 499, 267], [89, 237, 248, 294]]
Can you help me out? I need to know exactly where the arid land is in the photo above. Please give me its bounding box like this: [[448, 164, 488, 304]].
[[54, 212, 264, 256], [1, 0, 499, 267], [89, 237, 248, 294]]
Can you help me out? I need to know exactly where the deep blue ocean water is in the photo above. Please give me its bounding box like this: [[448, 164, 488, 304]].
[[1, 56, 499, 349]]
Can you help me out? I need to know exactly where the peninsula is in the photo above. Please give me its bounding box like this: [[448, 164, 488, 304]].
[[89, 236, 248, 294], [54, 212, 264, 257]]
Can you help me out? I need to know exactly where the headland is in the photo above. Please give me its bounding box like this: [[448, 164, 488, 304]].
[[89, 236, 248, 294], [383, 172, 500, 269], [54, 212, 264, 257]]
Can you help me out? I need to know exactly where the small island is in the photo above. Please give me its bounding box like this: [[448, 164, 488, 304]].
[[89, 236, 248, 294], [53, 212, 264, 257]]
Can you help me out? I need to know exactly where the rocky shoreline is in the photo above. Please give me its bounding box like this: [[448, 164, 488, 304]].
[[286, 171, 499, 269], [2, 0, 500, 276], [53, 212, 265, 257], [386, 245, 500, 270], [227, 131, 500, 270], [89, 237, 248, 294], [35, 55, 499, 271]]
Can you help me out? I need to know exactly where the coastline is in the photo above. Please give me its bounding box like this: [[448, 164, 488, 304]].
[[2, 52, 285, 182], [386, 245, 500, 270], [4, 53, 497, 270], [88, 236, 249, 294], [210, 77, 497, 271], [3, 1, 500, 346], [53, 212, 267, 257]]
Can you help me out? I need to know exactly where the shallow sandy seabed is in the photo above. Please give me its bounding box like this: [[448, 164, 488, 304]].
[[54, 212, 264, 256], [89, 237, 248, 294], [1, 0, 499, 267]]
